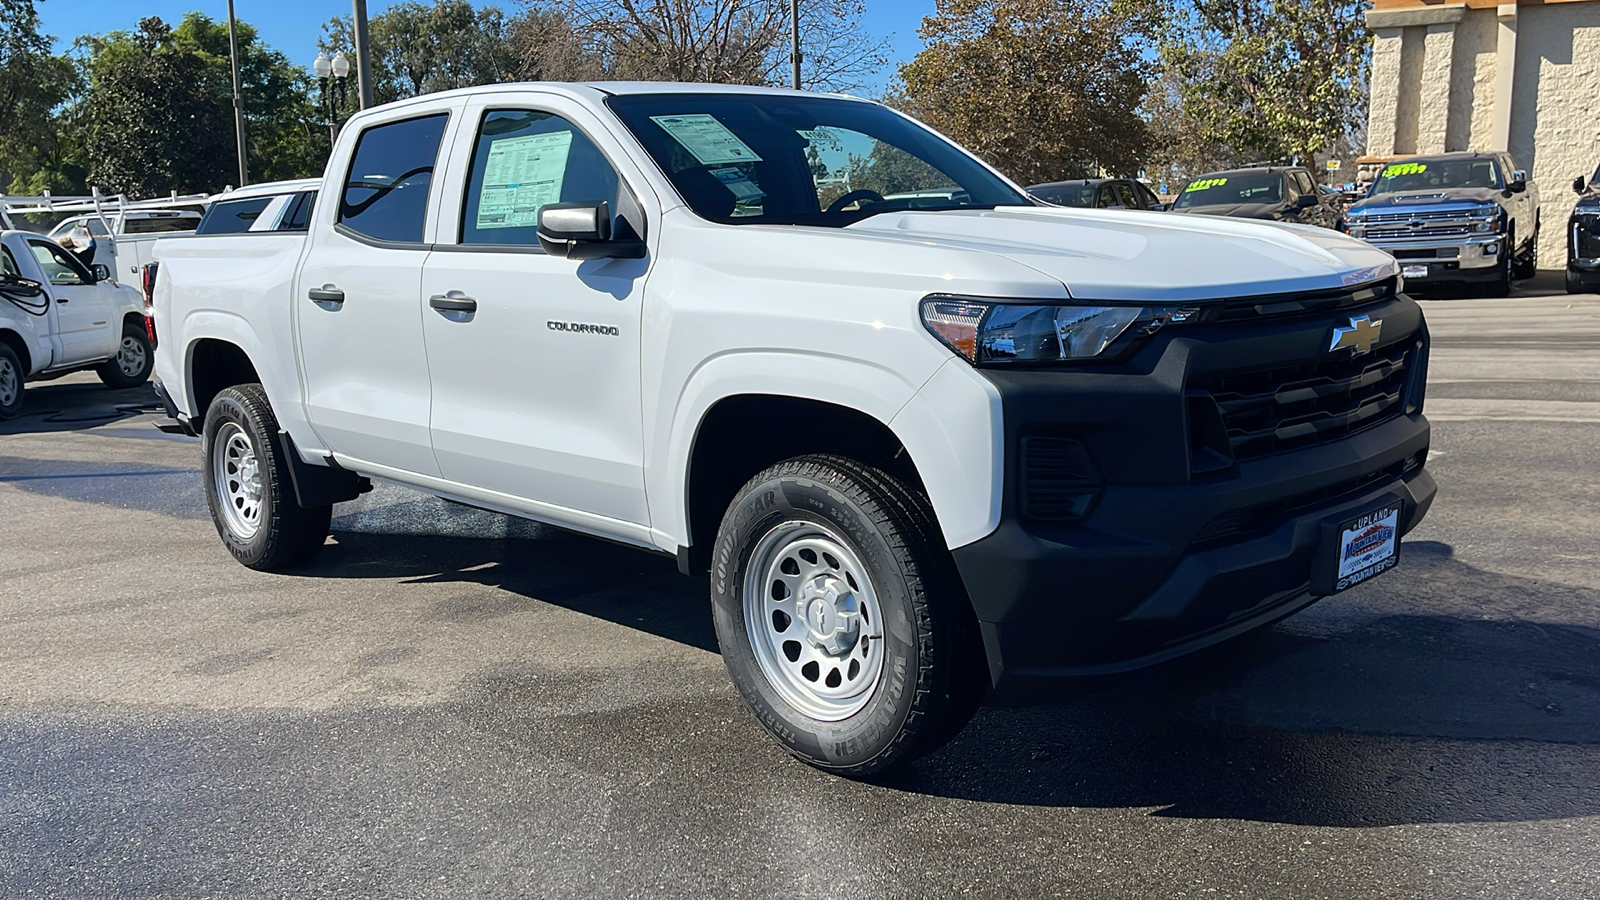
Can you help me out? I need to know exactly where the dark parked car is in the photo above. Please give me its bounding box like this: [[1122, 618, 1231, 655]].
[[1169, 166, 1343, 230], [1569, 164, 1600, 294], [1029, 178, 1164, 211]]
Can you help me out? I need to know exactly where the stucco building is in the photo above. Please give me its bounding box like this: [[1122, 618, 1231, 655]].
[[1364, 0, 1600, 266]]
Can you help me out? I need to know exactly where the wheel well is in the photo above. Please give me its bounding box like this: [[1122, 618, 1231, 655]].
[[121, 311, 144, 333], [188, 339, 261, 417], [682, 394, 928, 574], [0, 329, 29, 373]]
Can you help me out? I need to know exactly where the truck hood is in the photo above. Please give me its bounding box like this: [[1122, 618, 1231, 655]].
[[1349, 187, 1505, 213], [843, 207, 1396, 303]]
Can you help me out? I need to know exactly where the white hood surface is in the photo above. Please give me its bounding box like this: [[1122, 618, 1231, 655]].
[[845, 207, 1398, 303]]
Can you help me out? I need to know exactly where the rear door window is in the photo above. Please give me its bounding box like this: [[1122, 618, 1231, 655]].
[[280, 192, 316, 232], [339, 113, 450, 244]]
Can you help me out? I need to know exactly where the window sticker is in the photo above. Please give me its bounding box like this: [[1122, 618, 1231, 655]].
[[1382, 162, 1427, 177], [1185, 177, 1228, 192], [650, 114, 763, 165], [475, 130, 574, 230], [710, 166, 767, 202]]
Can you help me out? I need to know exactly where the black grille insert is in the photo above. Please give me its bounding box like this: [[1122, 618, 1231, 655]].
[[1190, 341, 1412, 461], [1020, 437, 1100, 520]]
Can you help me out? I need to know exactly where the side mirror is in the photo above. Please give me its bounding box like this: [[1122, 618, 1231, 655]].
[[91, 263, 112, 283], [1575, 175, 1588, 195], [536, 201, 645, 261], [1509, 170, 1528, 193], [1297, 194, 1319, 209]]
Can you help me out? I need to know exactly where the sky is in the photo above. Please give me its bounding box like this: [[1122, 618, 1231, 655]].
[[35, 0, 937, 95]]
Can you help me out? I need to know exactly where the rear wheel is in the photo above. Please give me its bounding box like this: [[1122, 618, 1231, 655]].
[[0, 342, 23, 419], [202, 384, 331, 570], [711, 454, 986, 777], [97, 322, 152, 388]]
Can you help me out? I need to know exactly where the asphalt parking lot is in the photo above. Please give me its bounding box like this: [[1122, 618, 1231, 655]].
[[3, 275, 1599, 898]]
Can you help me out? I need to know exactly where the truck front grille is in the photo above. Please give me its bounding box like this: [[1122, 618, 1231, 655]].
[[1361, 208, 1481, 242], [1189, 340, 1412, 461], [1575, 213, 1600, 259]]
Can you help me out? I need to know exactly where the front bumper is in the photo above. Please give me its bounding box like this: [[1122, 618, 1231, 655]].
[[1365, 233, 1504, 283], [949, 290, 1434, 693]]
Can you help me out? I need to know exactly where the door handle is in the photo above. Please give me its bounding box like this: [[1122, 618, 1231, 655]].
[[429, 292, 478, 314], [56, 296, 69, 303], [308, 286, 345, 304]]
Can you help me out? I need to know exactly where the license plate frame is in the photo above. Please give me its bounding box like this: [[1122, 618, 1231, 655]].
[[1332, 502, 1402, 593], [1401, 263, 1429, 279]]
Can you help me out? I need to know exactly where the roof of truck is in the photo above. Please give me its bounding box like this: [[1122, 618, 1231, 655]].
[[212, 178, 321, 201]]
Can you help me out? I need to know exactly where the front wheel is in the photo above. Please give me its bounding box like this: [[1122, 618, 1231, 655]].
[[1569, 269, 1591, 294], [1513, 229, 1539, 280], [0, 342, 24, 419], [711, 454, 986, 777], [202, 384, 331, 570], [97, 322, 152, 388]]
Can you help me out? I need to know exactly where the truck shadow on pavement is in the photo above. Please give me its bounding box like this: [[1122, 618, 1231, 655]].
[[0, 379, 161, 435], [305, 521, 1600, 826]]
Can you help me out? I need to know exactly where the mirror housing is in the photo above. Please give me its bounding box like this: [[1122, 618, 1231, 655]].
[[1508, 170, 1528, 194], [90, 263, 112, 283], [1296, 194, 1319, 209], [537, 201, 645, 260], [1575, 175, 1588, 195]]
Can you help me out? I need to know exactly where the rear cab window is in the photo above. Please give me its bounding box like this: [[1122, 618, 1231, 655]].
[[339, 114, 450, 244], [197, 198, 274, 235], [124, 215, 198, 234]]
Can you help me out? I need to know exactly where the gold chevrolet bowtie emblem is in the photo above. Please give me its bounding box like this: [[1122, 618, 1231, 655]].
[[1330, 315, 1382, 356]]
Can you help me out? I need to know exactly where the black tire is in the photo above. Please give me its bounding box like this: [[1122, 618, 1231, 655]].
[[96, 322, 153, 388], [202, 384, 331, 570], [711, 454, 987, 778], [1513, 228, 1538, 280], [1569, 269, 1591, 294], [0, 342, 23, 419]]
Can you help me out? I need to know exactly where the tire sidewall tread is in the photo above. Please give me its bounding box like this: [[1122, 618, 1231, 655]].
[[202, 384, 330, 571]]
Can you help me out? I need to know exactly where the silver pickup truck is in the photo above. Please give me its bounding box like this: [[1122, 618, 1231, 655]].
[[1344, 151, 1539, 296]]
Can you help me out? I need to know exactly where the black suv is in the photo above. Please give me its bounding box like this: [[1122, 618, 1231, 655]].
[[1569, 164, 1600, 294], [1170, 166, 1343, 230]]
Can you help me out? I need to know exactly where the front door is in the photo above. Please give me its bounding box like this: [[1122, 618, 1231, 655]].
[[25, 238, 115, 366], [296, 108, 456, 476], [419, 98, 651, 526]]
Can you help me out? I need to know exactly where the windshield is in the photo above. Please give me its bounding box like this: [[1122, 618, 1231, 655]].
[[1173, 173, 1283, 208], [1368, 157, 1502, 195], [606, 93, 1030, 226]]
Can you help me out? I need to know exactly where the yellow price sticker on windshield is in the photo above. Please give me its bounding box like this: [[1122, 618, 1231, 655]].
[[1382, 162, 1427, 177], [1184, 178, 1228, 192]]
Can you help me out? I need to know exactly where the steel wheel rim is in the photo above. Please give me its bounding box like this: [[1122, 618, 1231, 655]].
[[116, 335, 146, 377], [213, 422, 263, 540], [0, 357, 16, 407], [743, 521, 886, 721]]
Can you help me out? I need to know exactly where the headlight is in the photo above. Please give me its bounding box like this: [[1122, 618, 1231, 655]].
[[920, 297, 1193, 364], [1349, 226, 1366, 239]]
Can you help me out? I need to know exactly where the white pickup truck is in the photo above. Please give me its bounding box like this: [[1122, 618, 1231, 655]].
[[151, 83, 1436, 776], [47, 209, 201, 285], [1, 230, 154, 417]]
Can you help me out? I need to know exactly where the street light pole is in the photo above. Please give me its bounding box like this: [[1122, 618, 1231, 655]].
[[790, 0, 801, 90], [226, 0, 249, 185], [352, 0, 374, 109]]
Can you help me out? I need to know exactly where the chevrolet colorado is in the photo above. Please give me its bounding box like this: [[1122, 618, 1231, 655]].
[[150, 83, 1435, 776]]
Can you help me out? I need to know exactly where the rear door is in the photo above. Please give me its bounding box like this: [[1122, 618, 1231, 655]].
[[24, 238, 115, 365], [418, 92, 653, 527], [295, 103, 461, 476]]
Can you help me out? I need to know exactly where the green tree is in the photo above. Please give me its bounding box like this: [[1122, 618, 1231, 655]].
[[82, 17, 235, 195], [171, 13, 326, 183], [321, 0, 521, 104], [0, 0, 83, 193], [1158, 0, 1371, 174], [896, 0, 1157, 185]]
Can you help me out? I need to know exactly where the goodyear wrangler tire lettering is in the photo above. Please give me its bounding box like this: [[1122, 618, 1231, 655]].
[[708, 454, 987, 778]]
